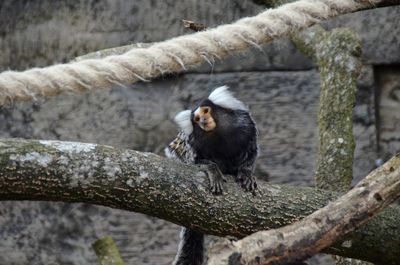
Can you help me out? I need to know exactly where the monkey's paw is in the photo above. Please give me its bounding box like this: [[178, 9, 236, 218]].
[[210, 173, 225, 195], [197, 161, 226, 195], [242, 175, 257, 192]]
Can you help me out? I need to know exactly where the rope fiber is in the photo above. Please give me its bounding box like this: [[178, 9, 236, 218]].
[[0, 0, 381, 105]]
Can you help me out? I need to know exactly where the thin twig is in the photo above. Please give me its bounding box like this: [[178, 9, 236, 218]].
[[182, 20, 208, 32]]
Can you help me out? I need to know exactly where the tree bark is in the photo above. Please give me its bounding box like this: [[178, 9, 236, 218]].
[[252, 1, 370, 263], [292, 26, 360, 192], [92, 236, 126, 265], [0, 138, 399, 264], [207, 155, 400, 265], [292, 26, 372, 265]]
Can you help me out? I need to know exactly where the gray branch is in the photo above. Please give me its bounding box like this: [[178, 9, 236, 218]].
[[207, 154, 400, 264], [92, 236, 126, 265], [293, 26, 360, 192], [0, 139, 400, 264], [294, 25, 369, 265]]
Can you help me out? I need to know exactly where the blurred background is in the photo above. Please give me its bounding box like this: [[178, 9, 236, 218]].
[[0, 1, 399, 264]]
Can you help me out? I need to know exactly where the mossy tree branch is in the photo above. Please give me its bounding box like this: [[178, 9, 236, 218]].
[[252, 1, 369, 263], [206, 155, 400, 265], [292, 26, 372, 265], [92, 236, 126, 265], [292, 26, 361, 191], [252, 0, 362, 200], [0, 138, 400, 264]]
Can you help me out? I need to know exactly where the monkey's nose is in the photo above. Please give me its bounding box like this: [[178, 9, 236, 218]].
[[200, 117, 208, 125]]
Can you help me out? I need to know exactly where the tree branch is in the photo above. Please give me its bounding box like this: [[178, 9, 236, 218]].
[[293, 25, 368, 265], [0, 138, 399, 264], [207, 154, 400, 265], [290, 18, 375, 265], [293, 27, 361, 191], [182, 20, 208, 32], [251, 1, 369, 262], [92, 236, 126, 265]]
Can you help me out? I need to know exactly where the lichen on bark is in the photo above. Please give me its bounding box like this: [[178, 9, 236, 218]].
[[292, 25, 374, 265], [207, 155, 400, 265], [293, 26, 361, 192], [92, 236, 126, 265], [0, 138, 400, 264]]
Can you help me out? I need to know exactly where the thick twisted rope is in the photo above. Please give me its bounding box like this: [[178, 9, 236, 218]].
[[0, 0, 383, 106]]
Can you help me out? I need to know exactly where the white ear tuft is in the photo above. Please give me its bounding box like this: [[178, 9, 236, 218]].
[[208, 85, 247, 111], [174, 110, 193, 135]]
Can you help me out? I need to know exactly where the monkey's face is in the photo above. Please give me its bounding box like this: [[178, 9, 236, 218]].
[[192, 106, 216, 132], [173, 86, 249, 137]]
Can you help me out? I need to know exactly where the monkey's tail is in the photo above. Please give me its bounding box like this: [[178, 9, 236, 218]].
[[173, 227, 204, 265]]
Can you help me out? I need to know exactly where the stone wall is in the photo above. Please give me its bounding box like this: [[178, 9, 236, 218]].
[[0, 1, 399, 264]]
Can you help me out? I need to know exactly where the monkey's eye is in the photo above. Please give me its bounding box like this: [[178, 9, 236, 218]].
[[194, 116, 200, 123], [203, 107, 209, 114]]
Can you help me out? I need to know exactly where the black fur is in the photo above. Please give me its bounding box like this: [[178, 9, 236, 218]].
[[174, 228, 204, 265], [190, 99, 258, 176], [173, 98, 258, 265]]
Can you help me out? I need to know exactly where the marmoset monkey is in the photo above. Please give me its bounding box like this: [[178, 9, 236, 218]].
[[165, 86, 258, 265]]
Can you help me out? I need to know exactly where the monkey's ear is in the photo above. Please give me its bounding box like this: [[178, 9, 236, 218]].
[[208, 85, 248, 111], [174, 110, 193, 135]]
